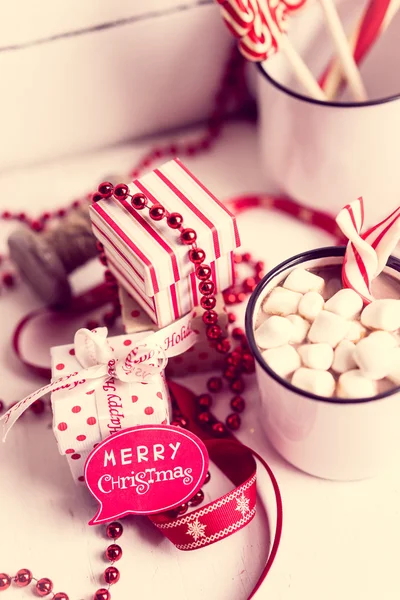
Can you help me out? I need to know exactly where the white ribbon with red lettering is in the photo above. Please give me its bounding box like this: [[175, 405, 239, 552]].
[[0, 311, 199, 441], [336, 198, 400, 303]]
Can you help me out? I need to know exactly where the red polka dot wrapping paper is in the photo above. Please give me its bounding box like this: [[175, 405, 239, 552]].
[[50, 331, 170, 483]]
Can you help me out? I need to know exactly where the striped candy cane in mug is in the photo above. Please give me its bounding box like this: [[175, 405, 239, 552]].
[[336, 198, 400, 303]]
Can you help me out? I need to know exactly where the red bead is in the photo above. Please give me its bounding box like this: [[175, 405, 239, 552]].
[[104, 566, 120, 585], [18, 212, 26, 222], [233, 254, 243, 264], [243, 277, 256, 292], [189, 248, 206, 264], [242, 353, 255, 374], [54, 594, 69, 600], [232, 327, 245, 340], [92, 192, 103, 203], [96, 241, 104, 252], [197, 411, 212, 425], [106, 521, 123, 539], [195, 264, 211, 280], [212, 422, 227, 437], [224, 365, 238, 380], [226, 413, 241, 431], [31, 219, 43, 232], [255, 271, 265, 283], [175, 503, 188, 517], [113, 183, 129, 200], [0, 574, 10, 590], [1, 211, 11, 219], [36, 578, 53, 596], [202, 310, 218, 325], [231, 395, 245, 413], [227, 350, 242, 366], [14, 569, 32, 587], [216, 338, 231, 354], [243, 252, 252, 262], [167, 212, 183, 229], [255, 261, 265, 272], [57, 208, 67, 218], [237, 292, 247, 303], [131, 193, 148, 210], [104, 270, 116, 283], [207, 376, 223, 392], [171, 416, 189, 428], [98, 181, 114, 198], [30, 399, 45, 415], [204, 471, 211, 484], [105, 544, 123, 562], [200, 296, 216, 310], [2, 273, 15, 288], [196, 394, 212, 409], [86, 320, 99, 330], [199, 280, 215, 296], [189, 489, 204, 507], [99, 253, 108, 266], [180, 228, 197, 245], [206, 325, 222, 341], [93, 588, 110, 600], [149, 204, 165, 221], [72, 200, 81, 209], [225, 293, 237, 305], [230, 378, 245, 393], [228, 312, 237, 323]]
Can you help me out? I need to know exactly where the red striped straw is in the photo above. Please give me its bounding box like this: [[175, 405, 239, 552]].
[[319, 0, 394, 96], [336, 198, 400, 304]]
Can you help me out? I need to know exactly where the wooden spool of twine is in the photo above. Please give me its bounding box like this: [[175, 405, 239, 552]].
[[8, 206, 98, 308]]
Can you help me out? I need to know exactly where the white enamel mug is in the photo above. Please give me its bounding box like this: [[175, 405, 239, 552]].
[[245, 247, 400, 481], [256, 4, 400, 225]]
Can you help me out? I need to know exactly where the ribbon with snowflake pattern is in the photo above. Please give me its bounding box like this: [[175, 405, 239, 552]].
[[150, 438, 257, 550]]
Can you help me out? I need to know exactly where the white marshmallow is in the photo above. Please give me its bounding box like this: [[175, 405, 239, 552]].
[[283, 268, 325, 294], [361, 299, 400, 331], [291, 368, 336, 397], [308, 311, 351, 348], [345, 321, 367, 343], [298, 343, 333, 370], [254, 316, 294, 349], [324, 288, 363, 320], [353, 331, 398, 380], [387, 348, 400, 385], [262, 345, 301, 378], [337, 369, 378, 399], [298, 292, 325, 322], [331, 340, 357, 374], [262, 287, 302, 317], [287, 314, 310, 344]]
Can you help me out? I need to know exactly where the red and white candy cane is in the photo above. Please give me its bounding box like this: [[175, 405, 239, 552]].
[[336, 198, 400, 303], [215, 0, 326, 99]]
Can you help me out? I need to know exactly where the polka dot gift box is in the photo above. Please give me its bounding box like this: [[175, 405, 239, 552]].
[[50, 330, 170, 483], [89, 158, 241, 328]]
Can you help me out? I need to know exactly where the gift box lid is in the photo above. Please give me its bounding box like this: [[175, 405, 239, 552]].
[[89, 159, 241, 297]]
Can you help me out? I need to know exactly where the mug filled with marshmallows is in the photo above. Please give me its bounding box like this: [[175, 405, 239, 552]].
[[245, 200, 400, 480]]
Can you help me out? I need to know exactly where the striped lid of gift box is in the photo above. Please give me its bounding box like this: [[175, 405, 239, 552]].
[[89, 159, 241, 298]]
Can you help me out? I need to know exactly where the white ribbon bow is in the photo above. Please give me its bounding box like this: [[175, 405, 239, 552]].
[[0, 311, 198, 441]]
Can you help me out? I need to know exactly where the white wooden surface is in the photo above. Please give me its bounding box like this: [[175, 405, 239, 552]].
[[1, 123, 400, 600]]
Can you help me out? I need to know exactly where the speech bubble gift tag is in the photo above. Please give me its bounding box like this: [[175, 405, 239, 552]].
[[84, 425, 209, 524]]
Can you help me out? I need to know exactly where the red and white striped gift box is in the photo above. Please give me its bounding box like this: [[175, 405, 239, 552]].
[[89, 159, 241, 327]]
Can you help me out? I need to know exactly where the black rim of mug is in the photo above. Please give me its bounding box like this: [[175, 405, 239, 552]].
[[245, 245, 400, 405], [257, 63, 400, 109]]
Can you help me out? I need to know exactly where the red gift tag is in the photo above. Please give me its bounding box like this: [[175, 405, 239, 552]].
[[84, 425, 209, 524]]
